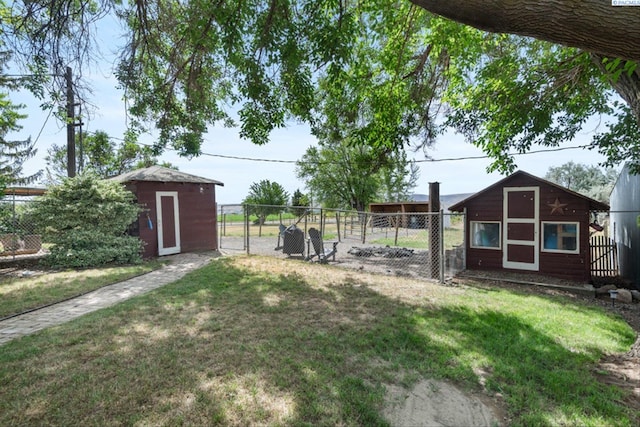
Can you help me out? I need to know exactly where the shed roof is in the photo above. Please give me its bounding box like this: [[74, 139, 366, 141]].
[[4, 186, 47, 196], [110, 166, 224, 186], [449, 170, 609, 212]]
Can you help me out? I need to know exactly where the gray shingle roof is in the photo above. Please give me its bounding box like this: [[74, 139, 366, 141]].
[[110, 166, 224, 186]]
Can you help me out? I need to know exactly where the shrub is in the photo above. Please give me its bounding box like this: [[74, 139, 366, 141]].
[[29, 173, 143, 268]]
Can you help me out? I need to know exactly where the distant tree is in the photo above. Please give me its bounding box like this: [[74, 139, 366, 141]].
[[242, 180, 289, 235], [29, 172, 142, 268], [290, 189, 310, 218], [45, 130, 169, 181], [544, 162, 617, 203], [296, 141, 419, 211], [379, 152, 420, 202]]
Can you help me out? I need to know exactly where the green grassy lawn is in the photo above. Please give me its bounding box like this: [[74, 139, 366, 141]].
[[0, 256, 636, 426], [0, 261, 162, 318], [220, 212, 297, 224], [370, 228, 464, 249]]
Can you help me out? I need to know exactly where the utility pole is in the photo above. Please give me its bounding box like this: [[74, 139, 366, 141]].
[[66, 66, 76, 177]]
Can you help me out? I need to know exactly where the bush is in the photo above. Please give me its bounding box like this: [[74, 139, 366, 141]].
[[40, 230, 143, 269], [29, 173, 143, 269]]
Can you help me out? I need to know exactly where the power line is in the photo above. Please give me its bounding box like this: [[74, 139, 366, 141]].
[[196, 143, 595, 165], [414, 144, 594, 163], [87, 129, 596, 165], [199, 152, 297, 163], [32, 105, 55, 146]]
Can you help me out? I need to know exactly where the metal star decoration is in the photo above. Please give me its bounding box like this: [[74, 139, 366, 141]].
[[548, 197, 568, 214]]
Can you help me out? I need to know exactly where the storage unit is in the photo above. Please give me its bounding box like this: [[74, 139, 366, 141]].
[[369, 202, 431, 228], [111, 166, 224, 258], [449, 171, 609, 282]]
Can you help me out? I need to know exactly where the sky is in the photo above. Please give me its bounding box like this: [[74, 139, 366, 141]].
[[9, 61, 612, 206], [8, 73, 604, 204], [3, 9, 620, 206]]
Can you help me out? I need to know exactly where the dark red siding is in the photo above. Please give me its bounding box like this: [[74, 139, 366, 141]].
[[460, 173, 595, 282], [125, 181, 218, 258]]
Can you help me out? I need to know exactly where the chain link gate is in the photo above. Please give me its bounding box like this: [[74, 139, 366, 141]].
[[218, 204, 247, 253]]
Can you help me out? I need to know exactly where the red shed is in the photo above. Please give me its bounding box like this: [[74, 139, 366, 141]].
[[111, 166, 224, 258], [449, 171, 609, 282]]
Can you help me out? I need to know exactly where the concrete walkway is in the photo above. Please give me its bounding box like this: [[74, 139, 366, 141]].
[[0, 251, 220, 346]]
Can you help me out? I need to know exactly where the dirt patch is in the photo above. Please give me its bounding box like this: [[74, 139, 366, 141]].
[[384, 379, 507, 427]]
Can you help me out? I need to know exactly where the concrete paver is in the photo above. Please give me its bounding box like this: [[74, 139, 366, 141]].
[[0, 251, 219, 346]]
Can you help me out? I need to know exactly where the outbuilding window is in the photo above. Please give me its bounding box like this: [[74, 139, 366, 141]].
[[542, 222, 579, 253], [470, 221, 501, 249]]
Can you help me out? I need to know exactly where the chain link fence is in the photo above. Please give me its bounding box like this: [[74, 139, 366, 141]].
[[0, 196, 45, 261], [219, 204, 466, 282]]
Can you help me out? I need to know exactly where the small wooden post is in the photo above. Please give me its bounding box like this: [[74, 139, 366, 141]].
[[394, 211, 401, 246], [362, 212, 368, 244]]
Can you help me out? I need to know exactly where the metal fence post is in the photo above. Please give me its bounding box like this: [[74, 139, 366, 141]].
[[244, 204, 250, 254], [362, 212, 368, 244], [394, 212, 400, 246], [463, 208, 467, 272], [439, 209, 445, 284], [219, 205, 224, 249]]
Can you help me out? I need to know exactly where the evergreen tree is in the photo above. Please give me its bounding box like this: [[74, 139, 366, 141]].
[[0, 51, 40, 189]]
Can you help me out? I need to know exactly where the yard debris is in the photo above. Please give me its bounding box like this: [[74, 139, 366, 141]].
[[348, 246, 415, 258]]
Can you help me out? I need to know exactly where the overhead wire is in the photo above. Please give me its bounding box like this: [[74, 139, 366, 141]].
[[83, 129, 595, 165], [32, 105, 56, 146], [177, 143, 595, 165]]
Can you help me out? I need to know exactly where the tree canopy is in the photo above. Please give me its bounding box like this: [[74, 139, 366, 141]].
[[45, 130, 168, 182], [3, 1, 640, 174], [296, 140, 419, 211], [544, 161, 618, 203], [290, 189, 310, 217], [242, 179, 290, 228]]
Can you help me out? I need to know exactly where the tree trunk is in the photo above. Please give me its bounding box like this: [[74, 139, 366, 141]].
[[410, 0, 640, 61], [410, 0, 640, 126], [591, 53, 640, 124]]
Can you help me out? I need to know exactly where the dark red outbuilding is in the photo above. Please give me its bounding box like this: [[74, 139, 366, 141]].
[[111, 166, 224, 258], [449, 171, 609, 282]]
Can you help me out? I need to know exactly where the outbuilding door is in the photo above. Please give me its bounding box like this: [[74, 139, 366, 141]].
[[156, 191, 181, 256], [503, 187, 539, 271]]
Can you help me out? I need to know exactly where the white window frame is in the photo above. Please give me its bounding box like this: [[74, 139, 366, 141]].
[[541, 221, 580, 254], [470, 221, 502, 250]]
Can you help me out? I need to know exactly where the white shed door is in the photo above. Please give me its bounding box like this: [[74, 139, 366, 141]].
[[503, 187, 539, 271], [156, 191, 181, 256]]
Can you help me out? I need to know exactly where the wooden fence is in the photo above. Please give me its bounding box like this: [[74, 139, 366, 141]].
[[590, 235, 619, 277]]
